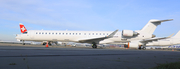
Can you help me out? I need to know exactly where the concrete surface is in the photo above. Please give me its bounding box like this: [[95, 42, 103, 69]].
[[0, 43, 180, 69]]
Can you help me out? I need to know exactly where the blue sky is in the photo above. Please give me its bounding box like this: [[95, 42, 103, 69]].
[[0, 0, 180, 41]]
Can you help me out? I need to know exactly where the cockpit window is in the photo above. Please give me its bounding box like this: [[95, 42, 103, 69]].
[[23, 32, 28, 34]]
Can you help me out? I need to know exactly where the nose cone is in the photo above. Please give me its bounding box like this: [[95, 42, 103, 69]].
[[15, 34, 21, 39]]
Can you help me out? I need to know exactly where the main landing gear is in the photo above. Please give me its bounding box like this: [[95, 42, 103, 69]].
[[42, 42, 52, 45], [92, 42, 97, 48], [138, 45, 146, 50]]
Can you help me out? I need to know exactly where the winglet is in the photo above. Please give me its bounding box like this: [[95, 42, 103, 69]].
[[107, 29, 119, 38], [172, 30, 180, 38], [151, 19, 173, 23], [167, 33, 174, 38]]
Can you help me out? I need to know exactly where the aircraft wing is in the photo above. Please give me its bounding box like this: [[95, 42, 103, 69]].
[[78, 29, 118, 43], [140, 33, 174, 43]]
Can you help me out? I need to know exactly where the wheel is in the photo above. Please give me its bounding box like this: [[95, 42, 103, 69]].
[[92, 44, 97, 48], [138, 46, 142, 50], [92, 46, 95, 48], [92, 42, 97, 48], [94, 45, 97, 48], [143, 47, 146, 50], [43, 43, 46, 45]]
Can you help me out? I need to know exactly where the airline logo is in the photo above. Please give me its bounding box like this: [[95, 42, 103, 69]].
[[19, 23, 27, 33], [168, 45, 180, 48]]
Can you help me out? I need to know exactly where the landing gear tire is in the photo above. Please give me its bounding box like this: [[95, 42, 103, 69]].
[[43, 43, 46, 45], [94, 45, 97, 48], [143, 47, 146, 50], [22, 40, 25, 45], [138, 46, 142, 50], [92, 42, 97, 49], [92, 45, 97, 48], [92, 46, 95, 48]]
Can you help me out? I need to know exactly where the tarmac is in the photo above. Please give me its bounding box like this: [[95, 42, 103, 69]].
[[0, 43, 180, 69]]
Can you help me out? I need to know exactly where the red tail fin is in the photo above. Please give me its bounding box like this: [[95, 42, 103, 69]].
[[19, 23, 27, 33]]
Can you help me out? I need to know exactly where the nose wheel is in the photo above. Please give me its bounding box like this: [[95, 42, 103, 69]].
[[22, 40, 25, 45]]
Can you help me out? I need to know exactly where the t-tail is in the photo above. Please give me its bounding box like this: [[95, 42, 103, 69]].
[[139, 19, 173, 34], [19, 23, 27, 33]]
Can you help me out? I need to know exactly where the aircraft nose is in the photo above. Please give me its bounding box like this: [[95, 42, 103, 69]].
[[15, 34, 21, 39]]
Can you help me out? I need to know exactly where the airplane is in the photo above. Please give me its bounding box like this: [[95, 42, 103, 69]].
[[15, 19, 173, 49], [146, 30, 180, 46]]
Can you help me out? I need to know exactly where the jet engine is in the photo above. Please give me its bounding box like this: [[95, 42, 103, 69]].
[[122, 30, 139, 37], [124, 42, 145, 49]]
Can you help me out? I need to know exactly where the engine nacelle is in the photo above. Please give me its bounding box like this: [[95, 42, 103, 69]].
[[122, 30, 139, 37], [124, 42, 141, 49]]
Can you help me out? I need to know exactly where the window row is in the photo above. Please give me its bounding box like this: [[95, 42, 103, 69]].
[[36, 32, 110, 35]]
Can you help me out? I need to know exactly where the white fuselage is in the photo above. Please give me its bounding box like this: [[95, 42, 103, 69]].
[[16, 30, 152, 44], [146, 38, 180, 46]]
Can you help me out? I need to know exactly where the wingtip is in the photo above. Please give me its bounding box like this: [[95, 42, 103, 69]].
[[168, 33, 174, 38], [167, 19, 173, 21]]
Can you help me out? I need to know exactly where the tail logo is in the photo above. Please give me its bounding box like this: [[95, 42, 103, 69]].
[[21, 27, 26, 31], [19, 23, 27, 33]]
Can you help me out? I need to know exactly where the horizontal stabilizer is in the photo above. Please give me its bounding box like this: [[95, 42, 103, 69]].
[[151, 19, 173, 23], [140, 19, 173, 34]]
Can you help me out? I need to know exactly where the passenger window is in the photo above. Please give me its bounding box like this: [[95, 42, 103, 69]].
[[84, 33, 86, 35], [89, 33, 90, 35], [63, 33, 64, 35], [103, 33, 105, 35], [59, 33, 61, 35], [52, 33, 54, 34], [79, 33, 81, 35], [66, 33, 68, 35], [76, 33, 77, 35], [99, 33, 101, 35], [73, 33, 74, 35], [36, 32, 38, 34], [56, 33, 57, 35], [39, 32, 41, 34], [96, 33, 98, 35], [49, 33, 51, 34], [92, 33, 94, 35], [69, 33, 71, 35], [42, 32, 44, 34], [45, 33, 47, 34]]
